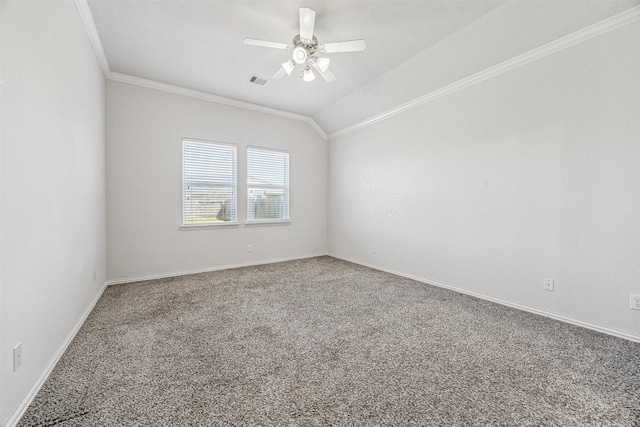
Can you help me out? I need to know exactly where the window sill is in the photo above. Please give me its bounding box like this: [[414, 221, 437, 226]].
[[245, 220, 291, 227], [179, 222, 239, 231]]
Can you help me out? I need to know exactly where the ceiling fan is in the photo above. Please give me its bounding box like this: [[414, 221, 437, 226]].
[[243, 7, 366, 83]]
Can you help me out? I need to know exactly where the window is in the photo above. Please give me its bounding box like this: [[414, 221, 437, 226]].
[[247, 147, 289, 222], [182, 139, 237, 226]]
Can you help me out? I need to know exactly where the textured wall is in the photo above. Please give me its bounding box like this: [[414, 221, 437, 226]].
[[314, 1, 639, 136], [328, 22, 640, 339], [0, 1, 107, 424], [106, 81, 328, 282]]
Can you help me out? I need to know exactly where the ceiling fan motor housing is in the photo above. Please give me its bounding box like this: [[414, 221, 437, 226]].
[[243, 9, 365, 83], [292, 34, 318, 65]]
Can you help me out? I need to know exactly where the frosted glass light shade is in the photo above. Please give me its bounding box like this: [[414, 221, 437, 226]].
[[302, 67, 315, 82], [281, 59, 295, 76], [293, 46, 308, 64]]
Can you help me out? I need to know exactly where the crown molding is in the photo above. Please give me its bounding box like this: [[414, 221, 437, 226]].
[[306, 118, 329, 140], [74, 0, 327, 140], [328, 5, 640, 140], [74, 0, 110, 76], [106, 72, 328, 140], [75, 0, 637, 142]]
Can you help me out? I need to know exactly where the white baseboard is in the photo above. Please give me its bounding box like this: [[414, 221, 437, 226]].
[[106, 253, 329, 286], [6, 255, 329, 426], [332, 255, 640, 344], [4, 282, 109, 427], [7, 253, 635, 427]]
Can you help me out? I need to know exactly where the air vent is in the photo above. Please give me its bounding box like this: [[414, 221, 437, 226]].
[[249, 75, 268, 86]]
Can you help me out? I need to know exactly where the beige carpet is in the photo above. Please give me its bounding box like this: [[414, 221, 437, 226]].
[[18, 256, 640, 426]]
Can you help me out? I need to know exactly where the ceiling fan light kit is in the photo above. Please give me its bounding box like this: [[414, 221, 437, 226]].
[[293, 45, 308, 65], [243, 7, 366, 83], [281, 59, 295, 76], [302, 66, 315, 82]]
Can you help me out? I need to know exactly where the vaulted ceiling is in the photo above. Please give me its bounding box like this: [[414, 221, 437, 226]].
[[85, 0, 639, 137]]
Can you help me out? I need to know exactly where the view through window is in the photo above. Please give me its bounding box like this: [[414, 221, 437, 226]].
[[182, 139, 237, 225], [247, 147, 289, 222]]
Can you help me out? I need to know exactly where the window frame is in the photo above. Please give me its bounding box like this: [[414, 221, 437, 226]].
[[246, 145, 291, 226], [180, 138, 238, 230]]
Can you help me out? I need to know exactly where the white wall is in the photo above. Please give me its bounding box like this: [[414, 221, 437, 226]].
[[0, 1, 107, 425], [106, 81, 328, 282], [314, 1, 640, 136], [329, 22, 640, 340]]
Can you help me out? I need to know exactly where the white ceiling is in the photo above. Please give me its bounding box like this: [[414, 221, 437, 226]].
[[86, 0, 639, 135]]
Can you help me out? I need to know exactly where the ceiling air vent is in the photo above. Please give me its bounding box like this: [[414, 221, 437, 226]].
[[249, 75, 268, 86]]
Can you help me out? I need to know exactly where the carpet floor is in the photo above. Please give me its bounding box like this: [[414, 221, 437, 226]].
[[18, 256, 640, 426]]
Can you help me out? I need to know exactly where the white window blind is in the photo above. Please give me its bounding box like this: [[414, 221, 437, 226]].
[[182, 139, 237, 225], [247, 147, 289, 222]]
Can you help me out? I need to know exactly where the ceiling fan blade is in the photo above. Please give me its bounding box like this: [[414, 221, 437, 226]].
[[243, 38, 289, 50], [321, 39, 366, 53], [299, 8, 316, 42], [311, 62, 336, 83], [272, 67, 287, 79]]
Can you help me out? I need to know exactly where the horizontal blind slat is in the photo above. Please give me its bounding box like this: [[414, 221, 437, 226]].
[[247, 147, 289, 221], [183, 139, 237, 225]]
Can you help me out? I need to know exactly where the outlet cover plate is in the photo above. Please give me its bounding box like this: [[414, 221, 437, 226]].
[[630, 294, 640, 310], [13, 342, 22, 371], [543, 278, 555, 292]]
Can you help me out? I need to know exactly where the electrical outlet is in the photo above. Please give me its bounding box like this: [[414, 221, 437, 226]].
[[543, 278, 555, 292], [247, 244, 253, 253], [372, 246, 376, 254], [630, 294, 640, 310], [13, 342, 22, 371]]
